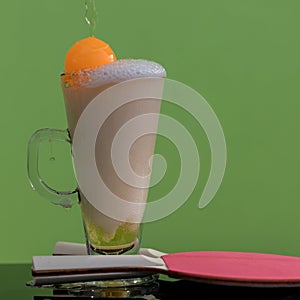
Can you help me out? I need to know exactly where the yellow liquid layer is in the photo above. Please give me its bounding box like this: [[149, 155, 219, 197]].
[[83, 214, 140, 249]]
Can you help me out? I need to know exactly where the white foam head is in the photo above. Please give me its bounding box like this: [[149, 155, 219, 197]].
[[76, 59, 167, 87]]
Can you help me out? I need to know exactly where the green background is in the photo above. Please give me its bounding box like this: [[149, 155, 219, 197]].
[[2, 0, 300, 263]]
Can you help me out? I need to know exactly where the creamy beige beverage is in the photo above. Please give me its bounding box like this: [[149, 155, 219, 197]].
[[61, 59, 166, 254]]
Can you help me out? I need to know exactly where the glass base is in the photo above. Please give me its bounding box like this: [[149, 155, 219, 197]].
[[89, 242, 136, 255], [86, 238, 141, 255], [52, 274, 160, 298]]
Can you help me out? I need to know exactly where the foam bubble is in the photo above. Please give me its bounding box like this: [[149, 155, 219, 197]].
[[75, 59, 167, 87]]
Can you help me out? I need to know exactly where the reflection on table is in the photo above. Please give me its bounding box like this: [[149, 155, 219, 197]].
[[3, 264, 300, 299]]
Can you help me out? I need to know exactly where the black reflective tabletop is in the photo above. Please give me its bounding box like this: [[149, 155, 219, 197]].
[[3, 264, 300, 299]]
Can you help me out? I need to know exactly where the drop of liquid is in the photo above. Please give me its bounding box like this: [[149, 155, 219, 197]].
[[61, 198, 73, 209], [85, 0, 97, 36], [48, 139, 56, 161]]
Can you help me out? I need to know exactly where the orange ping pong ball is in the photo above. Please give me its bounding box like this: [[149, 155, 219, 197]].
[[64, 36, 117, 74]]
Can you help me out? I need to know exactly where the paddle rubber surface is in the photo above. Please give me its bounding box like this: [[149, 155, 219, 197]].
[[162, 251, 300, 284]]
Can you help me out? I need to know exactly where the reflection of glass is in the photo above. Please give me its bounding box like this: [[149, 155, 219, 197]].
[[50, 278, 160, 298], [27, 59, 166, 279]]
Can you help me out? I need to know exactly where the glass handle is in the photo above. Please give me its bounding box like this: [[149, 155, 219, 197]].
[[27, 128, 79, 208]]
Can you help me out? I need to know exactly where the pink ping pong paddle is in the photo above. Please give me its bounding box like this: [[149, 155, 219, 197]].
[[31, 251, 300, 287]]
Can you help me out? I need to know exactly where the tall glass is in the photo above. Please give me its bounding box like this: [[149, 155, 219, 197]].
[[27, 60, 166, 263]]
